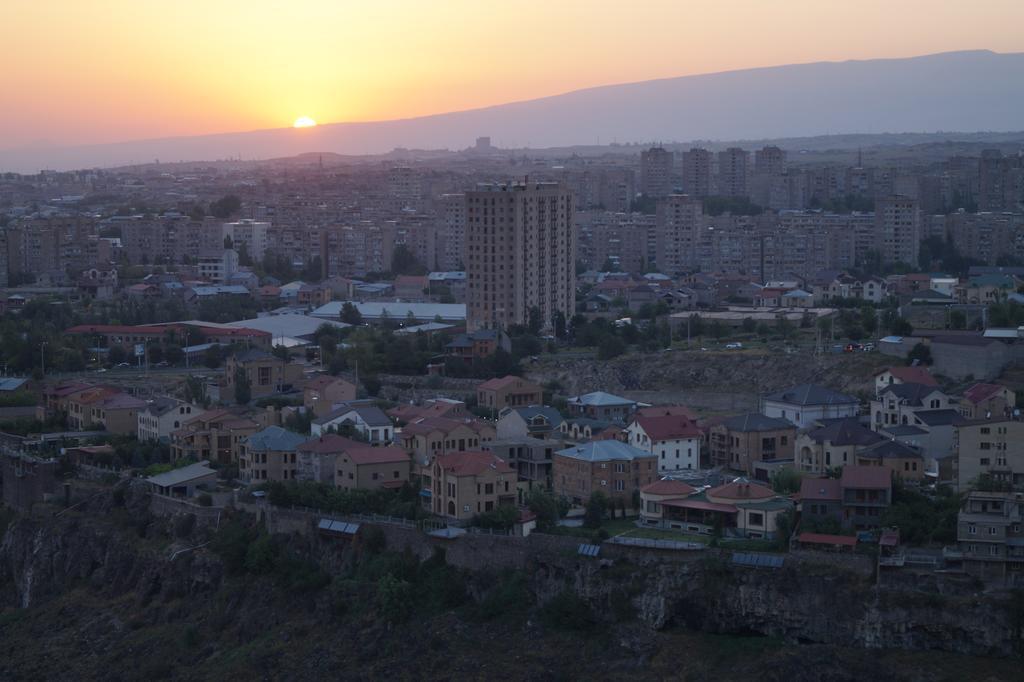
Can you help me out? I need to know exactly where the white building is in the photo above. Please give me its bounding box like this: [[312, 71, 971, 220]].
[[625, 415, 702, 473], [138, 398, 205, 442], [761, 384, 860, 429], [311, 404, 394, 443], [197, 249, 239, 284], [222, 219, 270, 262]]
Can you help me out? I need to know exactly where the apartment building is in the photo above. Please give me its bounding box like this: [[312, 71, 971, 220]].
[[717, 147, 749, 197], [957, 418, 1024, 490], [708, 413, 796, 475], [875, 196, 921, 266], [239, 426, 307, 483], [423, 450, 516, 522], [476, 375, 543, 413], [957, 490, 1024, 584], [640, 147, 674, 198], [137, 398, 205, 442], [624, 414, 702, 473], [656, 194, 703, 274], [465, 181, 575, 332], [553, 440, 657, 505]]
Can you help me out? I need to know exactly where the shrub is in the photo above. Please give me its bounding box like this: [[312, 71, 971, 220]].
[[197, 493, 213, 507], [173, 513, 196, 539], [539, 591, 599, 631]]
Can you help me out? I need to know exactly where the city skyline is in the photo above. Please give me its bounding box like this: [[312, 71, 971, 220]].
[[3, 0, 1024, 150]]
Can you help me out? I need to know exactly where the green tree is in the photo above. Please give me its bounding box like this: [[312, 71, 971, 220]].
[[583, 491, 608, 529], [340, 302, 363, 325], [597, 335, 626, 361], [209, 194, 241, 219], [233, 366, 252, 405], [741, 317, 756, 334], [907, 342, 932, 366], [860, 306, 878, 335], [391, 244, 427, 276]]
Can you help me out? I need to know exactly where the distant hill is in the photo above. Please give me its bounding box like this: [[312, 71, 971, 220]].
[[4, 49, 1024, 172]]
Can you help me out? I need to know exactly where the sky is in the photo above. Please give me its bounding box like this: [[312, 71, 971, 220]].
[[2, 0, 1023, 149]]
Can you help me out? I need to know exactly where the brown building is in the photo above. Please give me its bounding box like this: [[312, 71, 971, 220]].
[[303, 375, 357, 417], [65, 386, 145, 435], [553, 440, 657, 505], [476, 375, 543, 413], [465, 181, 575, 333], [400, 416, 496, 465], [335, 444, 410, 492], [170, 409, 261, 464], [424, 450, 516, 522], [708, 413, 796, 475], [960, 383, 1016, 420], [956, 418, 1024, 491], [238, 426, 307, 483], [225, 349, 305, 401]]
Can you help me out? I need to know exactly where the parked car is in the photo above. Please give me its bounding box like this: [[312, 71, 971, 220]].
[[862, 343, 875, 352], [844, 343, 863, 353], [725, 342, 743, 350], [116, 362, 131, 368]]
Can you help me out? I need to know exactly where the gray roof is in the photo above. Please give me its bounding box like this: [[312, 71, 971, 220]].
[[721, 413, 793, 432], [861, 439, 924, 460], [143, 397, 184, 417], [569, 391, 635, 407], [508, 405, 565, 428], [879, 382, 943, 406], [556, 440, 651, 462], [223, 314, 349, 339], [913, 409, 961, 427], [245, 426, 306, 451], [310, 301, 466, 321], [314, 404, 391, 427], [805, 417, 883, 447], [764, 384, 858, 407], [146, 461, 216, 487], [881, 425, 928, 437]]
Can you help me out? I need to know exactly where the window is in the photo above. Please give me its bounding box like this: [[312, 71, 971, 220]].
[[748, 512, 764, 527], [990, 545, 999, 556], [614, 480, 625, 492], [989, 527, 998, 536], [968, 524, 977, 535]]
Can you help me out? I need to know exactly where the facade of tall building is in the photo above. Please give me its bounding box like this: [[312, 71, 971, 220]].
[[716, 147, 749, 197], [319, 222, 395, 278], [438, 193, 467, 271], [222, 219, 270, 262], [681, 148, 712, 198], [875, 196, 921, 266], [640, 147, 674, 198], [754, 146, 786, 176], [466, 182, 575, 332], [577, 211, 654, 273], [656, 194, 703, 274]]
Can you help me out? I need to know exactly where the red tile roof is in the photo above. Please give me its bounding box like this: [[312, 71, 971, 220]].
[[402, 416, 491, 437], [840, 464, 892, 489], [632, 415, 702, 441], [882, 366, 938, 387], [635, 405, 698, 421], [435, 450, 513, 476], [477, 375, 536, 391], [305, 375, 355, 392], [707, 480, 775, 501], [962, 382, 1007, 405], [661, 498, 738, 513], [641, 480, 696, 496], [798, 532, 856, 547], [799, 477, 842, 502], [344, 445, 409, 466]]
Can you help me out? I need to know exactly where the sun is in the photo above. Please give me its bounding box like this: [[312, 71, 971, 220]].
[[293, 116, 317, 128]]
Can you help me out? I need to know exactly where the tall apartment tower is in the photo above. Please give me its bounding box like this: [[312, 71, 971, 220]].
[[717, 147, 749, 197], [656, 194, 703, 274], [466, 181, 575, 332], [681, 148, 712, 197], [754, 146, 786, 176], [438, 193, 467, 271], [875, 196, 921, 266], [640, 147, 674, 197]]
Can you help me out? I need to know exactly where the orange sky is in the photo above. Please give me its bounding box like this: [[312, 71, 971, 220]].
[[2, 0, 1023, 148]]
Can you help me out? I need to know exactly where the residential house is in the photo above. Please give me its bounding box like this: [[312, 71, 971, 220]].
[[871, 383, 953, 430], [625, 415, 702, 473], [636, 405, 698, 421], [400, 416, 496, 467], [553, 440, 657, 505], [794, 417, 883, 474], [957, 490, 1024, 584], [224, 349, 304, 401], [170, 409, 260, 464], [839, 465, 892, 530], [295, 434, 350, 484], [476, 375, 544, 413], [238, 426, 307, 482], [639, 478, 793, 539], [708, 413, 796, 475], [484, 436, 559, 487], [496, 405, 565, 440], [798, 477, 843, 531], [424, 450, 516, 523], [854, 439, 927, 483], [956, 418, 1024, 490], [335, 443, 410, 492], [137, 398, 206, 442], [303, 375, 357, 417], [871, 384, 960, 461], [873, 366, 938, 396], [311, 404, 393, 443], [388, 398, 467, 424], [146, 461, 218, 499], [761, 384, 859, 429], [561, 417, 622, 442], [566, 391, 637, 423], [445, 329, 511, 361], [960, 383, 1017, 420], [67, 388, 145, 435]]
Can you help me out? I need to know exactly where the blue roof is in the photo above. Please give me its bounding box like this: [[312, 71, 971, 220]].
[[556, 440, 651, 462], [245, 426, 306, 451], [0, 377, 29, 391]]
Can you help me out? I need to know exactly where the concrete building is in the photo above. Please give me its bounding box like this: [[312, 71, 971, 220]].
[[303, 375, 357, 417], [656, 194, 703, 274], [335, 443, 411, 492], [640, 147, 674, 197], [681, 148, 712, 197], [875, 196, 921, 266], [957, 418, 1024, 490], [795, 417, 884, 474], [222, 220, 270, 262], [708, 413, 796, 475], [224, 349, 304, 401], [197, 249, 239, 284], [495, 405, 565, 441], [566, 391, 637, 423], [238, 426, 307, 483], [137, 398, 205, 442], [465, 181, 575, 332], [717, 147, 749, 197], [957, 490, 1024, 584]]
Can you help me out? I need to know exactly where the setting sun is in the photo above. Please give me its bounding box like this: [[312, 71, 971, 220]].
[[293, 116, 317, 128]]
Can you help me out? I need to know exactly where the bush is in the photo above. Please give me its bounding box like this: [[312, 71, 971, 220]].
[[539, 591, 599, 631], [173, 513, 196, 539], [197, 493, 213, 507], [583, 491, 608, 529]]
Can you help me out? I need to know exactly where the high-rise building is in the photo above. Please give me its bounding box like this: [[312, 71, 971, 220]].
[[717, 147, 749, 197], [222, 219, 270, 262], [640, 147, 674, 198], [681, 148, 712, 197], [875, 196, 921, 266], [466, 181, 575, 332], [438, 193, 467, 271], [754, 146, 786, 177], [656, 194, 703, 274]]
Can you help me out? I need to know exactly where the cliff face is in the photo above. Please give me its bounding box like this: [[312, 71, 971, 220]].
[[0, 496, 1020, 673]]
